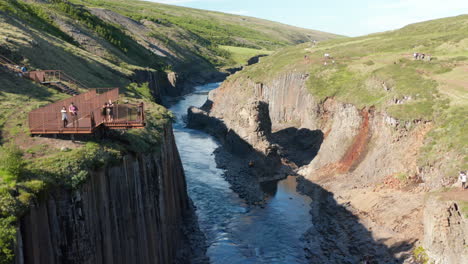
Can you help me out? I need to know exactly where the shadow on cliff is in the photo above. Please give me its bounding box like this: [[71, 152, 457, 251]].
[[297, 177, 416, 263], [268, 127, 324, 167], [194, 123, 415, 262], [187, 104, 414, 263]]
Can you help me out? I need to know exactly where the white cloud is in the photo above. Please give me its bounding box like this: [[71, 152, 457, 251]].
[[354, 0, 468, 36], [373, 0, 468, 12], [225, 10, 249, 15], [144, 0, 197, 4]]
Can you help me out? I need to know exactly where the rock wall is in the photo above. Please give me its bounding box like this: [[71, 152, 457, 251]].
[[423, 196, 468, 264], [202, 73, 431, 184], [190, 71, 458, 262], [15, 124, 196, 264]]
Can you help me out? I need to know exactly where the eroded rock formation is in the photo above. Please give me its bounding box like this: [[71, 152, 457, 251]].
[[15, 125, 205, 264], [187, 71, 466, 263]]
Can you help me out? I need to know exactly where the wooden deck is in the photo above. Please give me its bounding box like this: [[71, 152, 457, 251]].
[[29, 88, 145, 135]]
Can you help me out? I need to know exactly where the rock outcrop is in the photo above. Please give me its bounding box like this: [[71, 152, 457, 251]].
[[423, 196, 468, 264], [188, 71, 465, 262], [15, 124, 203, 264]]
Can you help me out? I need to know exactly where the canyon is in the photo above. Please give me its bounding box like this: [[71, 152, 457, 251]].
[[188, 71, 467, 263], [0, 1, 466, 263], [14, 125, 205, 264]]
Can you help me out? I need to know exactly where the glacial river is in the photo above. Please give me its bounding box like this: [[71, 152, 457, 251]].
[[169, 83, 312, 264]]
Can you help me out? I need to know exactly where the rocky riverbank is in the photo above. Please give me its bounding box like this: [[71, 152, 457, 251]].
[[185, 69, 468, 263]]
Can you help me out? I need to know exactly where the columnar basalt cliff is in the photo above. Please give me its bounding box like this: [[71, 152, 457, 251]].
[[188, 71, 467, 262], [15, 125, 202, 264]]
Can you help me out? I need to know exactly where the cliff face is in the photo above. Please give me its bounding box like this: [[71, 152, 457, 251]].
[[188, 71, 466, 262], [423, 196, 468, 264], [202, 73, 431, 184], [15, 124, 196, 264]]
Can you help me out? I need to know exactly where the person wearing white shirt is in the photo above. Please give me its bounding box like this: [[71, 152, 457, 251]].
[[460, 171, 467, 190]]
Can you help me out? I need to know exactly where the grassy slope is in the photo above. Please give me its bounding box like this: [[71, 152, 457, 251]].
[[219, 45, 273, 66], [67, 0, 340, 67], [237, 15, 468, 177], [0, 1, 168, 261], [70, 0, 339, 48], [0, 0, 340, 260]]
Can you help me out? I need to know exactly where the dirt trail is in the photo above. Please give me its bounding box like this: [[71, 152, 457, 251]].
[[440, 189, 468, 201]]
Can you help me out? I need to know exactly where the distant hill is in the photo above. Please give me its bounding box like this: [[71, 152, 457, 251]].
[[0, 0, 340, 90]]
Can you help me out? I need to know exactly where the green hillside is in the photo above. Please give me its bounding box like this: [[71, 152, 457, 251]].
[[66, 0, 340, 67], [0, 1, 339, 261], [0, 0, 340, 76], [237, 15, 468, 177], [69, 0, 339, 48]]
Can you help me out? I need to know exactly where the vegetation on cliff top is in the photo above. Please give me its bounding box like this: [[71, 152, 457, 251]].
[[0, 1, 337, 259], [237, 14, 467, 178], [0, 69, 173, 262]]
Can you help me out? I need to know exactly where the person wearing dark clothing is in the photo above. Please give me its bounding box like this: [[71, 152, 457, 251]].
[[68, 102, 78, 127], [101, 103, 108, 123]]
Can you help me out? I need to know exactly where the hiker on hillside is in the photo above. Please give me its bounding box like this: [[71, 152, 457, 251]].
[[101, 102, 108, 123], [68, 102, 78, 127], [460, 171, 467, 190], [420, 53, 425, 60], [107, 100, 114, 122], [61, 106, 68, 128], [413, 53, 419, 60]]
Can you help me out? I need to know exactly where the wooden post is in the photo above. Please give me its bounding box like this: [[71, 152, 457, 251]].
[[42, 113, 45, 133]]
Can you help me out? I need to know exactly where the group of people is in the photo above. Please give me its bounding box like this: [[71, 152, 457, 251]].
[[101, 100, 115, 123], [413, 52, 431, 61], [61, 102, 79, 128], [60, 100, 116, 128]]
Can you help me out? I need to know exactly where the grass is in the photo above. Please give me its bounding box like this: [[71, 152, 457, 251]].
[[0, 1, 340, 260], [69, 0, 338, 48], [237, 14, 468, 181], [461, 201, 468, 218], [0, 21, 173, 262], [219, 45, 272, 66], [64, 0, 339, 67], [0, 77, 172, 262], [0, 0, 77, 45], [413, 246, 430, 264]]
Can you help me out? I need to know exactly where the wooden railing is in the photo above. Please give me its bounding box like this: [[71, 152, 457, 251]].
[[29, 88, 119, 134], [28, 88, 146, 134], [0, 54, 21, 73], [25, 70, 89, 89]]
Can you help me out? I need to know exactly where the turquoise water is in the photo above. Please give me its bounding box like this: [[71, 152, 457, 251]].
[[169, 83, 312, 264]]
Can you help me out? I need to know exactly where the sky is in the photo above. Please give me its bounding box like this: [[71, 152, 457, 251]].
[[146, 0, 468, 36]]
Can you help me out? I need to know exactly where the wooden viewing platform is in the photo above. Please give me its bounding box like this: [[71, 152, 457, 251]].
[[29, 88, 146, 135]]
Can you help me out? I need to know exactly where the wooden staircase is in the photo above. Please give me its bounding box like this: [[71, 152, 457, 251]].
[[26, 70, 85, 95], [47, 81, 80, 96]]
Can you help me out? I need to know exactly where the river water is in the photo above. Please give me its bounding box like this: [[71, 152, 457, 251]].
[[169, 83, 312, 264]]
